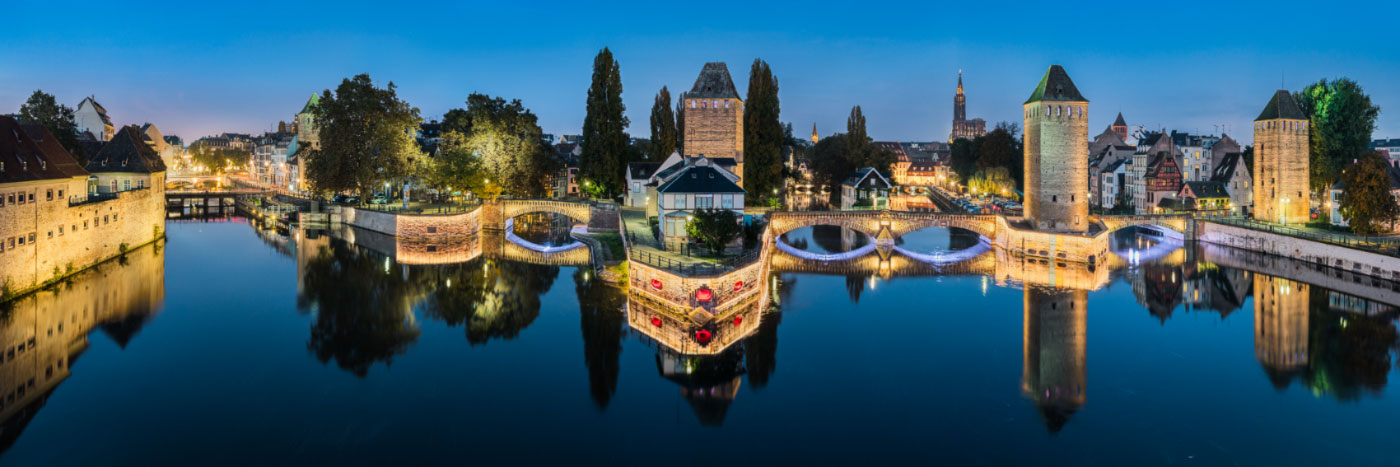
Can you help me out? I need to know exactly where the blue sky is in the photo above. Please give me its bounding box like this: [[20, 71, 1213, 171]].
[[3, 0, 1395, 145]]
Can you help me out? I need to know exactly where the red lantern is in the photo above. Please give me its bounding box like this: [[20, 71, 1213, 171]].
[[650, 316, 662, 327], [650, 279, 662, 290], [695, 288, 713, 302], [733, 315, 743, 326], [733, 281, 743, 291], [695, 329, 712, 343]]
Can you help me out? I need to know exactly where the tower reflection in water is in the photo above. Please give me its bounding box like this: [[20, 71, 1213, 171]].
[[0, 241, 166, 451]]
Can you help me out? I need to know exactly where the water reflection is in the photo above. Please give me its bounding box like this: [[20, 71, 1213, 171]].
[[511, 212, 576, 247], [1021, 286, 1087, 433], [0, 242, 165, 451]]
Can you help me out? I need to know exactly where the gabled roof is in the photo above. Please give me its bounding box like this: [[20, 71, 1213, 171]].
[[1025, 65, 1086, 104], [1101, 158, 1128, 173], [299, 93, 321, 115], [686, 62, 740, 99], [657, 165, 744, 194], [0, 116, 91, 183], [843, 167, 892, 188], [78, 96, 113, 126], [1255, 90, 1306, 121], [1182, 181, 1228, 199], [1210, 152, 1246, 183], [86, 125, 168, 174], [628, 161, 661, 180]]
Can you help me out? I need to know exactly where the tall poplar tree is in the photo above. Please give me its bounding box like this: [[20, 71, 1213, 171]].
[[580, 47, 629, 198], [649, 86, 677, 159], [675, 97, 686, 155], [743, 59, 783, 201]]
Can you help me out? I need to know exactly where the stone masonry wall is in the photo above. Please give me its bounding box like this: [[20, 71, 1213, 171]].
[[995, 216, 1109, 265], [1252, 118, 1309, 224], [1, 173, 165, 298], [683, 97, 744, 162], [1198, 221, 1400, 280], [1024, 101, 1089, 233]]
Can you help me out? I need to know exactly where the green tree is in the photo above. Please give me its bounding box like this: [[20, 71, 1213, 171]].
[[1295, 78, 1381, 194], [1337, 151, 1400, 235], [423, 132, 487, 198], [685, 207, 742, 256], [649, 86, 677, 159], [442, 93, 556, 197], [744, 59, 784, 202], [949, 137, 982, 187], [580, 47, 629, 198], [846, 105, 868, 166], [305, 74, 424, 197], [188, 141, 251, 173], [809, 133, 853, 204], [17, 90, 86, 165], [978, 122, 1022, 189], [675, 97, 686, 155]]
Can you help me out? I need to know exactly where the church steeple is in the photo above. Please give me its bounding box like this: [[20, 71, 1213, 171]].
[[810, 123, 819, 144], [953, 70, 966, 123], [957, 69, 964, 95]]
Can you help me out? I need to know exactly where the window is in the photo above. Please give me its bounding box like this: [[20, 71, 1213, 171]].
[[27, 193, 32, 202], [696, 196, 713, 209], [57, 189, 62, 199], [123, 180, 131, 191], [674, 194, 686, 209], [58, 226, 63, 235], [27, 233, 33, 243], [721, 195, 733, 209], [46, 189, 53, 201], [1052, 195, 1057, 203], [47, 231, 52, 239]]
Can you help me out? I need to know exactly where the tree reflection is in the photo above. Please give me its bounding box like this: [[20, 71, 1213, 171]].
[[744, 311, 781, 389], [298, 241, 422, 377], [656, 346, 746, 426], [574, 269, 624, 409], [1303, 291, 1399, 401], [419, 260, 559, 345]]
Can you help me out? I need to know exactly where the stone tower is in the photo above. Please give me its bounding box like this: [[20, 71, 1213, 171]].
[[1022, 286, 1087, 433], [682, 62, 744, 163], [1023, 65, 1090, 233], [1252, 90, 1309, 224], [1253, 275, 1308, 389], [1112, 112, 1128, 142]]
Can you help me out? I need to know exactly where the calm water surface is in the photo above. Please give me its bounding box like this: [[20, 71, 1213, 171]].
[[1, 219, 1398, 465]]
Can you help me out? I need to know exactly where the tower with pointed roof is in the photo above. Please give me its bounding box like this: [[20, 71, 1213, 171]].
[[949, 70, 986, 142], [681, 63, 744, 165], [1023, 65, 1090, 233], [1111, 113, 1128, 142], [1252, 90, 1309, 224], [810, 123, 819, 144], [296, 94, 321, 150]]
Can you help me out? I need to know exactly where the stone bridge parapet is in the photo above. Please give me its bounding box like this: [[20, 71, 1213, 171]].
[[768, 210, 997, 242]]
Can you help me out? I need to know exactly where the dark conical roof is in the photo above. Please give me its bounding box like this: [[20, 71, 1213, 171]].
[[1113, 112, 1127, 127], [1025, 65, 1086, 103], [687, 62, 740, 99], [1255, 90, 1307, 121]]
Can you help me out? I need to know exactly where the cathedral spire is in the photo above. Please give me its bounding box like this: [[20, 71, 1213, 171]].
[[810, 123, 819, 144], [956, 69, 964, 95]]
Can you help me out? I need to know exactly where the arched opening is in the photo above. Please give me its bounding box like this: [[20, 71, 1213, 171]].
[[506, 211, 587, 254], [775, 224, 877, 261], [1108, 224, 1185, 263], [890, 225, 992, 265]]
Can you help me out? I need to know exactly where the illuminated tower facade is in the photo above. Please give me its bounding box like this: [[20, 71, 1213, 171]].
[[1023, 65, 1090, 233], [1022, 286, 1088, 433], [1252, 90, 1309, 224], [1253, 275, 1309, 388]]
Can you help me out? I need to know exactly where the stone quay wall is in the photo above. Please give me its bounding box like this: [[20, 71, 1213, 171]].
[[994, 216, 1110, 265], [1198, 221, 1400, 281], [1, 176, 165, 300]]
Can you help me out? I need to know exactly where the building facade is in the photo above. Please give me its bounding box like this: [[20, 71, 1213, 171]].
[[1252, 90, 1310, 224], [654, 157, 745, 247], [1023, 65, 1089, 233], [73, 97, 114, 143], [681, 63, 744, 166]]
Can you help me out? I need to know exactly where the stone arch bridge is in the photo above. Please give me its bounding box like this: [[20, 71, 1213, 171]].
[[769, 210, 997, 242], [1095, 214, 1193, 239], [481, 199, 619, 232]]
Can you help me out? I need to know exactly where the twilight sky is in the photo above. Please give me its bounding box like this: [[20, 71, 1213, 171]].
[[3, 1, 1396, 145]]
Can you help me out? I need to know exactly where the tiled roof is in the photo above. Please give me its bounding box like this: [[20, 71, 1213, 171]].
[[1025, 65, 1086, 103], [0, 117, 91, 183], [657, 165, 744, 194], [628, 162, 661, 180], [1183, 181, 1228, 199], [1255, 90, 1306, 121], [86, 125, 168, 174], [686, 62, 740, 99], [1210, 152, 1244, 183]]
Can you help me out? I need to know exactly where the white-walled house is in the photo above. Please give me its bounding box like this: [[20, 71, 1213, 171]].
[[654, 157, 745, 246], [74, 96, 114, 142]]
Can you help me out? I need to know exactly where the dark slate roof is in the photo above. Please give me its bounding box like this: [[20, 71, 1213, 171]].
[[628, 162, 661, 179], [1255, 90, 1306, 121], [1113, 112, 1127, 127], [1372, 138, 1400, 149], [1211, 152, 1245, 183], [686, 62, 740, 99], [1025, 65, 1086, 103], [0, 117, 91, 183], [1101, 158, 1127, 173], [86, 125, 168, 174], [843, 167, 892, 188], [657, 165, 745, 194], [1183, 181, 1228, 199]]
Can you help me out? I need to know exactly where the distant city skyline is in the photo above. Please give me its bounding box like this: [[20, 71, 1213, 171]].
[[3, 1, 1395, 145]]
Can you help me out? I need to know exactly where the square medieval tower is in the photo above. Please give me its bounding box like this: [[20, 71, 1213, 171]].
[[1023, 65, 1089, 233], [682, 62, 744, 164], [1252, 90, 1310, 224]]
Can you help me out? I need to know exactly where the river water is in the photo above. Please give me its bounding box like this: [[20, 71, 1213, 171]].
[[0, 218, 1396, 465]]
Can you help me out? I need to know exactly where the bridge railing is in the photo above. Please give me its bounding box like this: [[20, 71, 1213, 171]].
[[355, 201, 481, 215], [629, 248, 761, 277], [1206, 217, 1400, 256]]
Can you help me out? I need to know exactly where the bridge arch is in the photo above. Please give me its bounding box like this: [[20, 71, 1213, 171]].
[[768, 211, 997, 242], [501, 199, 592, 224], [1097, 215, 1191, 241]]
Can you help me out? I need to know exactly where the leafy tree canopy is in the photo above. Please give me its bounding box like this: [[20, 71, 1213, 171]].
[[1295, 78, 1380, 194], [305, 74, 424, 196], [18, 90, 86, 165], [1337, 151, 1400, 236], [685, 207, 742, 256]]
